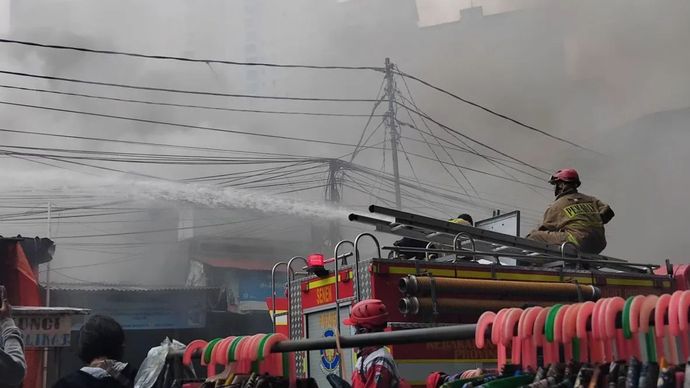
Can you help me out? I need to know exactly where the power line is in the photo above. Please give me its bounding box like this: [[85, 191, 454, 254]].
[[0, 100, 388, 148], [350, 78, 386, 162], [395, 68, 597, 153], [0, 38, 384, 71], [397, 112, 471, 196], [396, 140, 422, 188], [382, 146, 547, 189], [0, 144, 308, 162], [0, 69, 378, 102], [276, 183, 332, 195], [395, 77, 541, 195], [0, 83, 382, 118], [395, 101, 549, 174], [53, 218, 258, 239], [0, 149, 168, 180], [185, 161, 313, 183], [0, 128, 343, 158], [352, 165, 545, 214]]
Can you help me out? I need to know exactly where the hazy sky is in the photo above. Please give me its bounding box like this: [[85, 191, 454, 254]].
[[0, 0, 689, 284]]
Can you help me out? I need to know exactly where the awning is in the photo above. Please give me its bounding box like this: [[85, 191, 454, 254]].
[[194, 257, 276, 271]]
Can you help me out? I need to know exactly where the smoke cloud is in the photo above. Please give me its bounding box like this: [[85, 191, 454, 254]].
[[0, 0, 688, 286]]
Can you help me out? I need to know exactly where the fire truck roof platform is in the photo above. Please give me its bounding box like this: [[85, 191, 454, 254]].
[[348, 205, 662, 274]]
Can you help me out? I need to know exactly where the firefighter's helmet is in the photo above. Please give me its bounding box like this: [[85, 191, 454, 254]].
[[549, 168, 581, 187], [344, 299, 389, 329]]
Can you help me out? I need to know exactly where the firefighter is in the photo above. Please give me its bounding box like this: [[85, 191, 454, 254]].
[[343, 299, 406, 388], [527, 168, 614, 254], [393, 214, 473, 259], [449, 213, 473, 226]]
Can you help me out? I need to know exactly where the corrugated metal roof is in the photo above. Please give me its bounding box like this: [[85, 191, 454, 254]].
[[46, 283, 220, 293], [13, 307, 90, 315], [194, 257, 276, 270]]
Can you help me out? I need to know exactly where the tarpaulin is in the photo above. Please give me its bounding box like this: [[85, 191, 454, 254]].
[[1, 240, 43, 388]]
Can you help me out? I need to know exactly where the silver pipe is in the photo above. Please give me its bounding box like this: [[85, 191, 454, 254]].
[[353, 233, 381, 302], [453, 232, 476, 262], [425, 241, 436, 261], [270, 261, 289, 333], [168, 323, 482, 357], [286, 256, 307, 339], [332, 240, 354, 351]]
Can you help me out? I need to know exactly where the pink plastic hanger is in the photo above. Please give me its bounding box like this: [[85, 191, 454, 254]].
[[669, 291, 686, 361], [639, 295, 659, 362], [518, 307, 542, 370], [563, 303, 585, 363], [655, 294, 677, 364], [501, 308, 524, 366], [492, 309, 510, 371], [213, 336, 235, 365], [553, 304, 572, 362], [475, 311, 496, 350], [593, 298, 611, 362], [603, 297, 628, 361], [534, 307, 553, 366], [678, 291, 690, 359], [183, 339, 208, 367], [576, 301, 597, 363], [627, 295, 645, 360]]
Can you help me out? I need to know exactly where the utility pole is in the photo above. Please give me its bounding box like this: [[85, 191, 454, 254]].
[[43, 202, 51, 388], [384, 58, 402, 209], [45, 202, 51, 306], [325, 160, 342, 248]]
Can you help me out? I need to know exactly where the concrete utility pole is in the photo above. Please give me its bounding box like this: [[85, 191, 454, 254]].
[[43, 202, 51, 388], [325, 160, 342, 247], [45, 202, 51, 306], [384, 58, 402, 209]]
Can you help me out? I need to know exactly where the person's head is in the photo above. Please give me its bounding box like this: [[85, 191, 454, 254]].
[[457, 214, 473, 226], [0, 285, 10, 319], [448, 213, 473, 226], [549, 168, 581, 197], [78, 314, 125, 363], [344, 299, 389, 334]]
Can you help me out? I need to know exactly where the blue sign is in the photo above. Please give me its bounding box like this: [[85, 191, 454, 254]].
[[238, 270, 273, 302], [55, 290, 207, 330]]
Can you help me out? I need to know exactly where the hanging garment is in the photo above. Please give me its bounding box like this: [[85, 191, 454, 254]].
[[573, 365, 594, 388], [638, 362, 659, 388]]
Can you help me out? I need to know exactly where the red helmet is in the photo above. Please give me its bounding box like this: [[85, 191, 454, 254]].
[[549, 168, 581, 187], [426, 372, 446, 388], [344, 299, 389, 329]]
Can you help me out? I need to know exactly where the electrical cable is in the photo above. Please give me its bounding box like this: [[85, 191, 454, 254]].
[[395, 101, 549, 174], [0, 83, 382, 118], [0, 69, 378, 102], [0, 100, 390, 148], [395, 68, 598, 153], [0, 38, 384, 71]]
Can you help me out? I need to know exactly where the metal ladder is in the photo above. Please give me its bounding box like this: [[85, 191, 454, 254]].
[[349, 205, 659, 274]]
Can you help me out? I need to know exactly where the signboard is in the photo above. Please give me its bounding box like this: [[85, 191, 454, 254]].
[[50, 290, 208, 330], [306, 307, 354, 388], [14, 314, 72, 348], [238, 270, 272, 302], [100, 304, 204, 330], [475, 211, 520, 236], [475, 211, 520, 265]]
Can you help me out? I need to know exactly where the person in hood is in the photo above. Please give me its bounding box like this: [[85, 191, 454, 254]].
[[0, 286, 26, 388], [53, 314, 137, 388], [344, 299, 409, 388]]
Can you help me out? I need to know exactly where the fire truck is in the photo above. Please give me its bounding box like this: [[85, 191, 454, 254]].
[[268, 205, 689, 387]]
